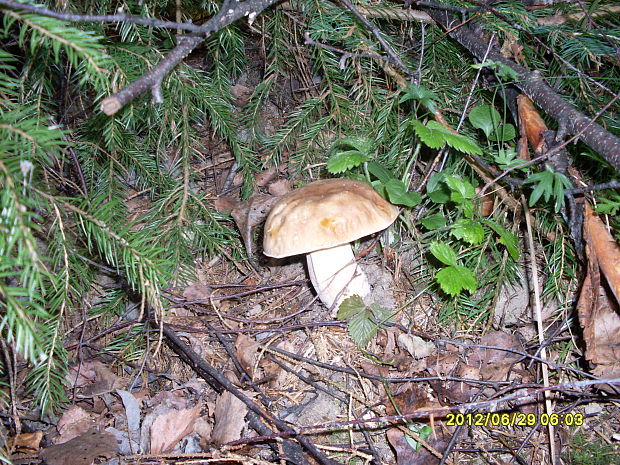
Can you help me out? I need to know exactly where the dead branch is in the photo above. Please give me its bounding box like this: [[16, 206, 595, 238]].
[[100, 0, 282, 115], [0, 0, 205, 32]]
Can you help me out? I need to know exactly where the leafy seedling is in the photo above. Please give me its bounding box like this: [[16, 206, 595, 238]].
[[525, 165, 572, 212], [413, 120, 482, 155], [337, 295, 393, 348], [429, 241, 477, 296]]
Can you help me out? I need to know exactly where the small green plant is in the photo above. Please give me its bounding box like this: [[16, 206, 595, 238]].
[[424, 173, 519, 295], [327, 134, 519, 301], [326, 136, 422, 207], [429, 241, 477, 296], [404, 424, 433, 451], [525, 165, 572, 212], [471, 60, 519, 82], [595, 191, 620, 216], [337, 295, 393, 348], [563, 433, 620, 465], [468, 104, 516, 143], [413, 120, 483, 154]]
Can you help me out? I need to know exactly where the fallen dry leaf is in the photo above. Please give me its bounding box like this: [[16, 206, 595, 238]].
[[213, 196, 238, 214], [81, 360, 123, 397], [268, 179, 291, 196], [13, 430, 43, 452], [40, 429, 117, 465], [182, 282, 212, 301], [469, 331, 523, 381], [230, 84, 253, 106], [385, 384, 443, 417], [150, 403, 201, 454], [55, 405, 96, 444], [234, 334, 259, 378], [584, 203, 620, 302], [66, 360, 96, 389], [211, 391, 248, 445], [577, 204, 620, 389], [397, 334, 435, 359], [255, 167, 278, 188]]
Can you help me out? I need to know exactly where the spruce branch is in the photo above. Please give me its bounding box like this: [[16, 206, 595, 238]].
[[338, 0, 413, 79], [101, 0, 281, 115]]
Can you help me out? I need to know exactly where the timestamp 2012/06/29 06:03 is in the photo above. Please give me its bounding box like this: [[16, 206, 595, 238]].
[[445, 412, 585, 427]]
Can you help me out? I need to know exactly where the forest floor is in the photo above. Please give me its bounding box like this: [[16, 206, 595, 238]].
[[9, 45, 620, 465]]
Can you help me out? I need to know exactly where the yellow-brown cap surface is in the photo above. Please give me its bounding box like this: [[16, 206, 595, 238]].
[[263, 178, 399, 258]]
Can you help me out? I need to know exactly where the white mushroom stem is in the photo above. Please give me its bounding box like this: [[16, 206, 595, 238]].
[[306, 244, 371, 310]]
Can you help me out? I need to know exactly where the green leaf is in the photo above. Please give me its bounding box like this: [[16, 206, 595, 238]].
[[399, 84, 438, 113], [367, 161, 393, 184], [525, 166, 571, 212], [483, 220, 519, 260], [488, 124, 516, 142], [333, 136, 373, 154], [425, 121, 483, 154], [494, 148, 525, 170], [337, 295, 366, 320], [595, 193, 620, 216], [471, 60, 519, 82], [429, 241, 457, 266], [348, 309, 378, 348], [371, 180, 388, 198], [495, 62, 520, 81], [451, 219, 485, 244], [326, 150, 369, 174], [385, 179, 422, 207], [405, 425, 433, 451], [445, 176, 476, 202], [469, 104, 501, 138], [436, 265, 477, 296], [421, 214, 447, 230], [461, 201, 474, 219], [426, 173, 450, 203], [369, 302, 394, 323], [412, 120, 445, 149]]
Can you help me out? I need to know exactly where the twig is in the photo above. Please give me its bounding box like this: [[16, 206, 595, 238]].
[[162, 323, 339, 465], [210, 378, 620, 443], [522, 196, 557, 465], [304, 33, 389, 68], [439, 388, 485, 465], [479, 89, 620, 197], [423, 5, 620, 175], [0, 0, 207, 32], [101, 0, 281, 115], [338, 0, 413, 79], [565, 180, 620, 194], [269, 357, 384, 465]]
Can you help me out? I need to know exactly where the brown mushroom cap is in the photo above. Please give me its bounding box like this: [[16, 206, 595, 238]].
[[263, 178, 399, 258]]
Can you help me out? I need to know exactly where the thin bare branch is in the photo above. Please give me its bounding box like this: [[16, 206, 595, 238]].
[[101, 0, 281, 115], [0, 0, 205, 32]]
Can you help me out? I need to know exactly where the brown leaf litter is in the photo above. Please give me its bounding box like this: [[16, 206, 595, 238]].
[[577, 203, 620, 390]]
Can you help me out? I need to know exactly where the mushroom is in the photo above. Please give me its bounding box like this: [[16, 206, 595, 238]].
[[263, 178, 399, 309]]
